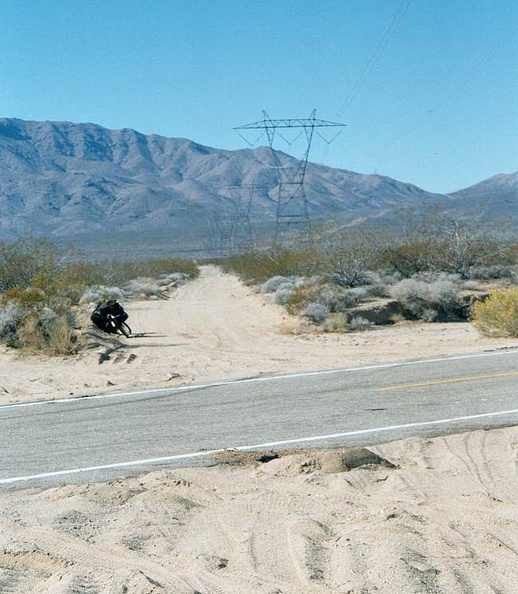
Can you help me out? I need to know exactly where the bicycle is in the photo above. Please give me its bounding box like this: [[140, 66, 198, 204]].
[[107, 314, 132, 338]]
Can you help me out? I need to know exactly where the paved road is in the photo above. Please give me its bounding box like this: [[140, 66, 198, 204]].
[[1, 350, 517, 488]]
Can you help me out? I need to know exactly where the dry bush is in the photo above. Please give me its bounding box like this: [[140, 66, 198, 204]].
[[349, 316, 375, 331], [285, 280, 324, 315], [322, 312, 349, 333], [15, 310, 76, 355], [390, 276, 460, 321], [273, 282, 297, 305], [312, 224, 387, 287], [260, 276, 291, 294], [471, 288, 518, 337], [218, 246, 315, 283], [304, 302, 330, 324], [79, 286, 124, 305], [67, 257, 199, 287], [123, 279, 167, 300], [286, 279, 370, 317], [0, 302, 21, 346]]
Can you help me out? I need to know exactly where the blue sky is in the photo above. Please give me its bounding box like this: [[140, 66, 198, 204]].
[[1, 0, 517, 193]]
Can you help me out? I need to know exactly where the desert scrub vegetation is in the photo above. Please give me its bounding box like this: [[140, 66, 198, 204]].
[[218, 213, 517, 331], [0, 236, 199, 354], [471, 288, 518, 337], [214, 245, 316, 283], [389, 274, 462, 322]]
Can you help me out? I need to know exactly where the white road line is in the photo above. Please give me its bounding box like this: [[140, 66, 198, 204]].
[[1, 349, 517, 411], [2, 406, 518, 485]]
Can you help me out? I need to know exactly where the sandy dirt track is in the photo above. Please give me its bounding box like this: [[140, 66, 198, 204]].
[[1, 266, 518, 593]]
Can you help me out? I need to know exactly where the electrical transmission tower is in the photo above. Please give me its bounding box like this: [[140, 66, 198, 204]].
[[234, 110, 345, 244], [209, 182, 256, 255]]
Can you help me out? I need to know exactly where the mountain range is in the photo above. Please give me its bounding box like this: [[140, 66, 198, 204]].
[[0, 117, 515, 256]]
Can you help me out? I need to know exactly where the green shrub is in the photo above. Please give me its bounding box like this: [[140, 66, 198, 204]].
[[471, 288, 518, 337]]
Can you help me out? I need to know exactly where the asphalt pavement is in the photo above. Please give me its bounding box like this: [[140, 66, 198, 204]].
[[1, 349, 517, 489]]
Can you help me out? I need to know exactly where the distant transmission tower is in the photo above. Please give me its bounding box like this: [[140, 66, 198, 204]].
[[234, 110, 345, 244]]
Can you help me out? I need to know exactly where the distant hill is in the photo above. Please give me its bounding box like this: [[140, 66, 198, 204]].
[[0, 117, 515, 256], [448, 172, 518, 221]]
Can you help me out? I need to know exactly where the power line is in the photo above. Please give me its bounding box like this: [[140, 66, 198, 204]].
[[428, 20, 518, 114], [335, 0, 412, 118]]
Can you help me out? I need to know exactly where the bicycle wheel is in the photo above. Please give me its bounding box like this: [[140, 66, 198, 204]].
[[116, 320, 132, 338], [109, 315, 131, 337]]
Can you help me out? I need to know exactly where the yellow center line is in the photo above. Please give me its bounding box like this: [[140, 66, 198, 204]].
[[377, 371, 518, 392]]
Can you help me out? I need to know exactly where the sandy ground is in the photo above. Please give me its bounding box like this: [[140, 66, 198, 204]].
[[1, 265, 518, 593]]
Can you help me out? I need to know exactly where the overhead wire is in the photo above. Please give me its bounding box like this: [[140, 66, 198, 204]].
[[427, 19, 518, 114], [335, 0, 412, 119]]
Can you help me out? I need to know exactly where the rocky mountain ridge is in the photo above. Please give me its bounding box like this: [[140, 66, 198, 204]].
[[0, 118, 515, 255]]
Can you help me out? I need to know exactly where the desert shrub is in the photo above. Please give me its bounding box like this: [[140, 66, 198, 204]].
[[304, 302, 330, 324], [467, 265, 514, 280], [273, 282, 296, 305], [362, 282, 389, 298], [80, 272, 187, 304], [260, 276, 291, 294], [285, 279, 324, 315], [322, 312, 349, 333], [0, 298, 76, 354], [412, 271, 461, 284], [390, 277, 460, 320], [381, 240, 438, 277], [219, 246, 315, 283], [471, 288, 518, 337], [362, 271, 402, 298], [285, 279, 371, 316], [15, 310, 76, 355], [0, 303, 22, 346], [349, 316, 374, 331], [79, 286, 124, 305], [332, 287, 369, 311], [62, 257, 198, 288], [0, 236, 63, 292], [378, 209, 513, 278], [317, 285, 369, 312], [1, 286, 46, 309], [310, 223, 389, 288], [123, 279, 166, 300], [156, 272, 189, 286]]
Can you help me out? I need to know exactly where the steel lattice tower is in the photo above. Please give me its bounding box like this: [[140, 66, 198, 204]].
[[234, 110, 345, 243]]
